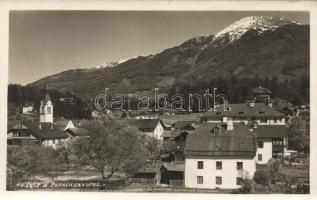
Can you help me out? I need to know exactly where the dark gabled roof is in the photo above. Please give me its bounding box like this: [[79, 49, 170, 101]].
[[184, 123, 256, 157], [162, 130, 177, 138], [202, 103, 284, 120], [54, 118, 72, 128], [172, 131, 191, 141], [22, 120, 68, 139], [65, 128, 89, 137], [11, 121, 29, 130], [119, 119, 163, 132], [253, 125, 289, 138], [252, 86, 272, 95], [173, 121, 197, 130]]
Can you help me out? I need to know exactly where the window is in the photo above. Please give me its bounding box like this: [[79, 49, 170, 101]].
[[258, 154, 262, 161], [216, 176, 222, 185], [216, 161, 222, 170], [236, 177, 243, 185], [47, 107, 51, 114], [237, 162, 243, 170], [197, 161, 204, 169], [274, 118, 278, 123], [260, 119, 267, 123], [197, 176, 203, 184], [258, 141, 264, 148], [273, 138, 283, 145]]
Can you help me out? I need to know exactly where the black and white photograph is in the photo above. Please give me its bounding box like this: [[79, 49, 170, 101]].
[[2, 1, 315, 197]]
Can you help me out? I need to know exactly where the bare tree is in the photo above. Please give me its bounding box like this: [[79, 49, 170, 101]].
[[72, 119, 146, 179]]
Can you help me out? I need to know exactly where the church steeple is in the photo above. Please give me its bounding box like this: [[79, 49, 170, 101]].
[[40, 80, 53, 124]]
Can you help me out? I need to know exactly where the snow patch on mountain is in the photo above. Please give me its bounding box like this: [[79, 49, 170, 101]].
[[95, 55, 149, 69], [213, 16, 299, 43]]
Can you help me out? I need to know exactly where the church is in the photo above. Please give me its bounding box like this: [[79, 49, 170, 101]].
[[7, 82, 71, 148]]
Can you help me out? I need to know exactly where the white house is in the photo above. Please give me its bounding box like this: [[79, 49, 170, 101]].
[[22, 105, 34, 114], [184, 120, 257, 189], [120, 119, 165, 140], [253, 125, 289, 164]]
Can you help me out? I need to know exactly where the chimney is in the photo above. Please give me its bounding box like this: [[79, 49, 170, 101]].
[[266, 99, 273, 108], [226, 118, 234, 131]]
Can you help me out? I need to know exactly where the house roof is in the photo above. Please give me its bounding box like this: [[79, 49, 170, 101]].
[[162, 130, 177, 138], [184, 123, 256, 157], [11, 121, 29, 130], [119, 119, 163, 132], [65, 128, 89, 137], [173, 121, 197, 130], [172, 131, 192, 141], [253, 125, 289, 138], [54, 118, 72, 127], [202, 103, 284, 120], [21, 120, 68, 139]]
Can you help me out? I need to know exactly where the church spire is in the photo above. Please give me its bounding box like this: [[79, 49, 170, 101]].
[[40, 79, 53, 124], [44, 80, 48, 95], [43, 80, 51, 103]]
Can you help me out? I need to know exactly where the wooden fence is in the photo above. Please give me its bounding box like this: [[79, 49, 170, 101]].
[[129, 177, 156, 185], [170, 179, 184, 187]]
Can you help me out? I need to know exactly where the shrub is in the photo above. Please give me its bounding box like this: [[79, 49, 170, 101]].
[[237, 170, 254, 194], [254, 170, 271, 186], [266, 158, 281, 184], [238, 177, 254, 193]]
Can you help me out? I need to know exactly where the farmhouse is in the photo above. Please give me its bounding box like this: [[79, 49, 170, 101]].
[[184, 120, 257, 189], [7, 122, 39, 146]]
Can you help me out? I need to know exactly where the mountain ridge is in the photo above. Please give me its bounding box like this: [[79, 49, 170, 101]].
[[29, 16, 309, 100]]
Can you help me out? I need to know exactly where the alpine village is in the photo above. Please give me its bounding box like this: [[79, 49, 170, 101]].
[[7, 16, 310, 193]]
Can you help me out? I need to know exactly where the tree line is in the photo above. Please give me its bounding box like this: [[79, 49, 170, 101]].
[[8, 84, 91, 119], [167, 75, 309, 112]]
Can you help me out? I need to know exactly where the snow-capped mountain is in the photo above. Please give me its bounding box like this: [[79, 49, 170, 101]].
[[213, 16, 299, 44]]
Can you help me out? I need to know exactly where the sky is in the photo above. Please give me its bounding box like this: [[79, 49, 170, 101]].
[[9, 11, 309, 85]]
